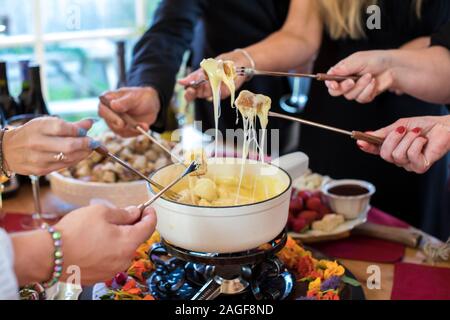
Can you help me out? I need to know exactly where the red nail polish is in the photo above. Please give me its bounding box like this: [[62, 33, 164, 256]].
[[412, 127, 422, 134], [396, 126, 406, 134]]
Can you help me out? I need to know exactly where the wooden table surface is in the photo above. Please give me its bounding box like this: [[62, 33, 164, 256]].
[[3, 184, 450, 300]]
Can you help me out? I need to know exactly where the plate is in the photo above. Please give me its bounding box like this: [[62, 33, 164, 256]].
[[289, 207, 369, 241]]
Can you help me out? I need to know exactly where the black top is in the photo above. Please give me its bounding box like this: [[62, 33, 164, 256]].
[[297, 0, 450, 239], [431, 22, 450, 48], [128, 0, 301, 154]]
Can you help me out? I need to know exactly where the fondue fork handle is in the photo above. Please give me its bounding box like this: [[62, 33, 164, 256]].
[[351, 131, 385, 146]]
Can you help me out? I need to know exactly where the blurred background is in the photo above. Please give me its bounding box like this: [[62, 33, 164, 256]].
[[0, 0, 161, 120]]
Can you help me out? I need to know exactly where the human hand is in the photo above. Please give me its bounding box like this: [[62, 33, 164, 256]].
[[358, 116, 450, 174], [3, 117, 95, 176], [178, 51, 250, 103], [56, 204, 157, 285], [98, 87, 161, 137], [325, 50, 397, 103]]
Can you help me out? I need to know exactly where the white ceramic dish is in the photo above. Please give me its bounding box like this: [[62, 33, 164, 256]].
[[48, 172, 150, 208], [289, 206, 369, 240], [147, 152, 309, 253], [322, 179, 376, 220]]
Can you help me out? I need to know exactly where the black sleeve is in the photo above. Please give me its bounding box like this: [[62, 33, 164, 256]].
[[431, 22, 450, 49], [127, 0, 207, 132]]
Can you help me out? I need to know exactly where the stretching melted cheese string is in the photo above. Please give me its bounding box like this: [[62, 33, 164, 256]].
[[200, 58, 237, 158], [234, 90, 272, 204]]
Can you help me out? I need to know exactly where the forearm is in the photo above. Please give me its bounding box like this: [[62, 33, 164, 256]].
[[243, 0, 322, 72], [128, 0, 203, 107], [11, 230, 54, 286], [390, 47, 450, 104], [245, 30, 321, 72]]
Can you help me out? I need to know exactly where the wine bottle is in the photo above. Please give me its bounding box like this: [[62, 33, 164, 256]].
[[26, 65, 50, 116], [116, 41, 127, 88], [17, 60, 31, 115], [0, 61, 21, 122]]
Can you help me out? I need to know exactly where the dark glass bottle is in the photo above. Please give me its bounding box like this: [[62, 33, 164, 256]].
[[0, 61, 21, 123], [116, 41, 127, 88], [17, 60, 31, 116], [26, 65, 50, 116]]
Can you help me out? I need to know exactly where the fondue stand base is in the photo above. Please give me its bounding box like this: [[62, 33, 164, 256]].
[[148, 232, 294, 300]]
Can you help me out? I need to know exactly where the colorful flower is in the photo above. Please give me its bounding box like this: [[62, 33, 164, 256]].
[[320, 276, 341, 291], [297, 255, 315, 278], [318, 260, 345, 279], [308, 277, 322, 291]]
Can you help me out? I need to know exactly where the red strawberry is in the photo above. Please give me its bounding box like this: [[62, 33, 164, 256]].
[[306, 197, 322, 211], [292, 217, 308, 233], [290, 196, 304, 211], [287, 213, 296, 228], [298, 210, 319, 225], [114, 272, 128, 286], [318, 204, 331, 216], [297, 191, 313, 201]]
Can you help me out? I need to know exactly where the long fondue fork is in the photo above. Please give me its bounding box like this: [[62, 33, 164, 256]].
[[236, 67, 360, 82], [94, 144, 181, 201], [268, 112, 385, 145], [99, 96, 184, 163], [138, 161, 200, 211]]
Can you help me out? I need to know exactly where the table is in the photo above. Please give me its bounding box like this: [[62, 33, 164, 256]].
[[3, 184, 450, 300]]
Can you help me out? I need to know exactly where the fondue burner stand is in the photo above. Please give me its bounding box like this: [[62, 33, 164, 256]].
[[148, 232, 294, 300]]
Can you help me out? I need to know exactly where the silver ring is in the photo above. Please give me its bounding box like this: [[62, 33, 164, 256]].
[[54, 152, 66, 162]]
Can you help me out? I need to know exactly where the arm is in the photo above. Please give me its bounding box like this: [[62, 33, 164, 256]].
[[126, 0, 205, 132], [358, 115, 450, 174], [180, 0, 323, 101], [326, 46, 450, 104], [11, 205, 157, 287], [11, 230, 54, 286], [243, 0, 322, 72]]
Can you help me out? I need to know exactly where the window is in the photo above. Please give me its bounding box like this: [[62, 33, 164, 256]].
[[0, 0, 161, 117]]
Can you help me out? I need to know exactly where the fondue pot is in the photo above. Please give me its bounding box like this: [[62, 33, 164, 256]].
[[147, 152, 309, 253]]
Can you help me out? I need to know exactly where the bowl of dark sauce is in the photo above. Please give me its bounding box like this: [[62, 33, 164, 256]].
[[322, 180, 375, 220]]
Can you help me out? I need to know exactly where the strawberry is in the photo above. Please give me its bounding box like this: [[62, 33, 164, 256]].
[[306, 197, 322, 211], [287, 213, 296, 228], [298, 210, 319, 224], [290, 196, 304, 211], [292, 217, 308, 233], [297, 191, 313, 201]]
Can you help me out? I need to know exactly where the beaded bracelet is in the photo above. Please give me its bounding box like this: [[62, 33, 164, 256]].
[[41, 223, 64, 289]]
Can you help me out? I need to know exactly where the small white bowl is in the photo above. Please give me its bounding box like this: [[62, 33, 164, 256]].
[[321, 179, 375, 220]]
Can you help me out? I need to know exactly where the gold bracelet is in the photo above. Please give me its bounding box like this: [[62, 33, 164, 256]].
[[0, 128, 12, 182]]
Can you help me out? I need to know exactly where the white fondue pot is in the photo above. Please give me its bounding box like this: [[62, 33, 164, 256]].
[[147, 152, 309, 253]]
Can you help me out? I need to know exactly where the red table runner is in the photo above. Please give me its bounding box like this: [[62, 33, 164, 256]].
[[391, 263, 450, 300], [310, 208, 407, 263]]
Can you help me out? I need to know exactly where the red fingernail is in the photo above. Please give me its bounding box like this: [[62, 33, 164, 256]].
[[396, 126, 406, 134], [412, 127, 422, 134]]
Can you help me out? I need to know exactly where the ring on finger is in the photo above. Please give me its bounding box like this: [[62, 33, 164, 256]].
[[423, 155, 430, 168], [54, 152, 66, 162]]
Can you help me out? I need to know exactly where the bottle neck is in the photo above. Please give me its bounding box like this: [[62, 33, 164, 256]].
[[0, 64, 10, 96]]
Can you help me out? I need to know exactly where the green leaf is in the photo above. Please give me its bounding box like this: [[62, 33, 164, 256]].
[[341, 275, 361, 287]]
